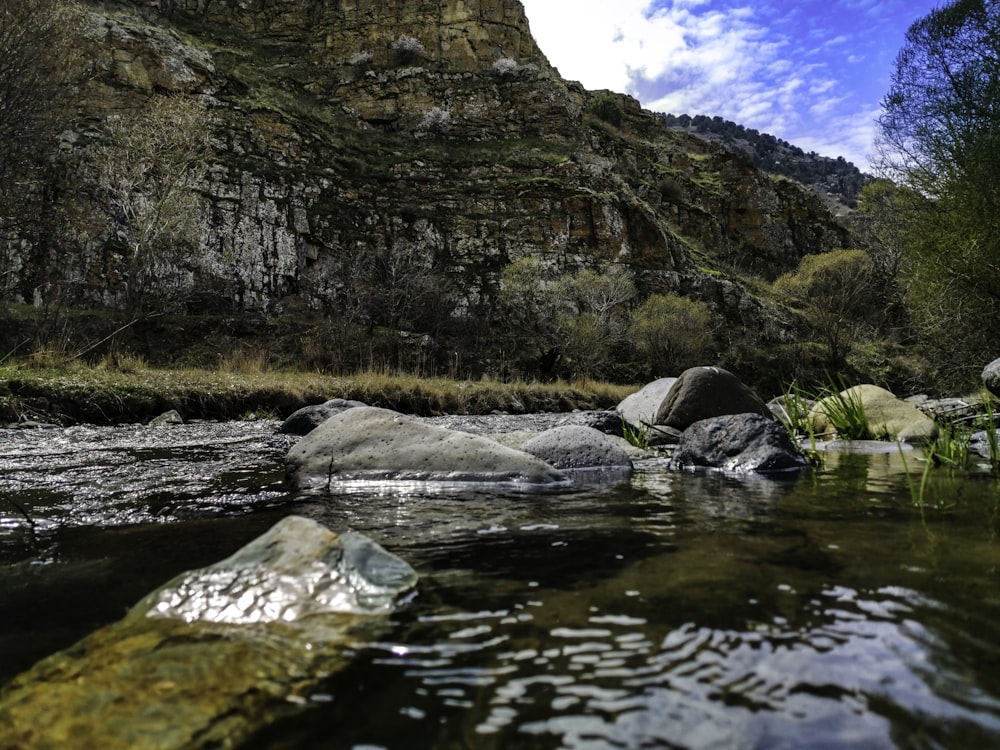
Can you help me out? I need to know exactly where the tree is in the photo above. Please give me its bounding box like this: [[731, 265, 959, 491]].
[[628, 293, 715, 377], [773, 250, 877, 367], [496, 260, 636, 379], [0, 0, 79, 235], [94, 95, 213, 318], [874, 0, 1000, 387]]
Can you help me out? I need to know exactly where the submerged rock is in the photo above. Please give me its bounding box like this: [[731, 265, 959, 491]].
[[671, 413, 807, 474], [285, 406, 566, 490], [0, 516, 417, 750]]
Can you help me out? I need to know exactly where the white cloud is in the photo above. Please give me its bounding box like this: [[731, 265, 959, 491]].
[[519, 0, 880, 166]]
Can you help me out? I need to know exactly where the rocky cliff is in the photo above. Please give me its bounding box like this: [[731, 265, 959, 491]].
[[3, 0, 854, 379]]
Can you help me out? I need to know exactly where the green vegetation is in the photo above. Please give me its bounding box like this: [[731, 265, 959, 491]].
[[814, 381, 879, 441], [585, 93, 624, 127], [870, 0, 1000, 391]]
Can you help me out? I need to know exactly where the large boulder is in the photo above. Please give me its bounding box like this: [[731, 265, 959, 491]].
[[810, 384, 938, 443], [519, 425, 634, 470], [671, 413, 807, 473], [616, 377, 677, 427], [279, 398, 366, 435], [658, 367, 772, 431], [0, 516, 417, 749], [983, 358, 1000, 398], [285, 406, 566, 489]]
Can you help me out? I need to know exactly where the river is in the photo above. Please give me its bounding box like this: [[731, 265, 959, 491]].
[[1, 419, 999, 748]]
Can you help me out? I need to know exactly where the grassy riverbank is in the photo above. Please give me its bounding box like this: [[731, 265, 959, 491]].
[[0, 361, 637, 426]]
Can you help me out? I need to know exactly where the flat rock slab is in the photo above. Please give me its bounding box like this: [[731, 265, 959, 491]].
[[0, 516, 417, 750], [285, 406, 566, 490]]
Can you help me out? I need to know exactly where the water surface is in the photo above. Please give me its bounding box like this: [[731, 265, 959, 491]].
[[1, 422, 998, 749]]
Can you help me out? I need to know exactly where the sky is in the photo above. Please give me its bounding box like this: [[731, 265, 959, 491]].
[[519, 0, 942, 169]]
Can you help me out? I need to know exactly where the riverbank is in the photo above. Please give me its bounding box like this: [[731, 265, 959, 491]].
[[0, 363, 637, 426]]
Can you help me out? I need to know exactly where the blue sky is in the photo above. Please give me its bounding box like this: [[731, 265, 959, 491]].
[[519, 0, 941, 169]]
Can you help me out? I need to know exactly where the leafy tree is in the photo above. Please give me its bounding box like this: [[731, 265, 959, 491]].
[[627, 293, 715, 376], [874, 0, 1000, 386], [496, 260, 636, 379], [773, 250, 877, 367]]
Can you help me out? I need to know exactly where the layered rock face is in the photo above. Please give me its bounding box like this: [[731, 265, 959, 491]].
[[6, 0, 850, 333]]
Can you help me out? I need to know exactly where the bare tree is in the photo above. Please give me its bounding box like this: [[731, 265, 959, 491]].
[[0, 0, 80, 236], [94, 95, 213, 318]]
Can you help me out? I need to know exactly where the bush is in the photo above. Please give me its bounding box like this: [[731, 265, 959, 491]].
[[628, 293, 714, 376], [417, 106, 452, 135], [392, 34, 425, 64], [772, 249, 876, 367], [492, 57, 518, 75], [586, 93, 624, 126]]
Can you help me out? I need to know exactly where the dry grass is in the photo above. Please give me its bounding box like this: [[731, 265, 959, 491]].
[[0, 362, 638, 424]]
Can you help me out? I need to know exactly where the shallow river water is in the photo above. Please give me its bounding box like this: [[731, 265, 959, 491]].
[[1, 420, 999, 749]]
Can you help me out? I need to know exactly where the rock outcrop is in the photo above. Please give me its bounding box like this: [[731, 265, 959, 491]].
[[4, 0, 851, 360]]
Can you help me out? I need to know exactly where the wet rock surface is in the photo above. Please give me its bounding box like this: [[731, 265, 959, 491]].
[[519, 425, 634, 470], [285, 406, 567, 490], [0, 516, 417, 750], [671, 413, 807, 474]]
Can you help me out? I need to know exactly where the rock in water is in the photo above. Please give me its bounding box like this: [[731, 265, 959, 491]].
[[809, 384, 938, 443], [278, 398, 367, 435], [520, 425, 634, 470], [0, 516, 417, 750], [616, 377, 677, 427], [285, 406, 566, 490], [671, 413, 807, 473], [983, 358, 1000, 398], [658, 367, 772, 431]]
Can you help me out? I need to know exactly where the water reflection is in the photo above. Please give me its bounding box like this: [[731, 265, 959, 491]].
[[0, 425, 998, 748]]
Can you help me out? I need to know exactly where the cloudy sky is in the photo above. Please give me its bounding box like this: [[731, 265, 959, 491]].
[[519, 0, 940, 169]]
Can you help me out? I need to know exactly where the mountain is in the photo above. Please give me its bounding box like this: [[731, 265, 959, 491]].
[[661, 114, 871, 212], [2, 0, 857, 385]]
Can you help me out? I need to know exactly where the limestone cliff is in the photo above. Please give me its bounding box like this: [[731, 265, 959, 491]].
[[4, 0, 853, 376]]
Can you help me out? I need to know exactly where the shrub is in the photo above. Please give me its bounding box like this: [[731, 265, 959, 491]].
[[492, 57, 518, 75], [392, 34, 425, 63], [586, 93, 624, 126], [417, 106, 452, 135], [628, 293, 714, 376], [349, 50, 373, 67], [772, 249, 876, 367]]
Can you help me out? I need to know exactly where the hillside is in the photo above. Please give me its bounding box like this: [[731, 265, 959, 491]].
[[0, 0, 858, 388], [662, 114, 870, 212]]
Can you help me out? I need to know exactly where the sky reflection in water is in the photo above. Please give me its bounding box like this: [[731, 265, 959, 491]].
[[0, 422, 999, 748]]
